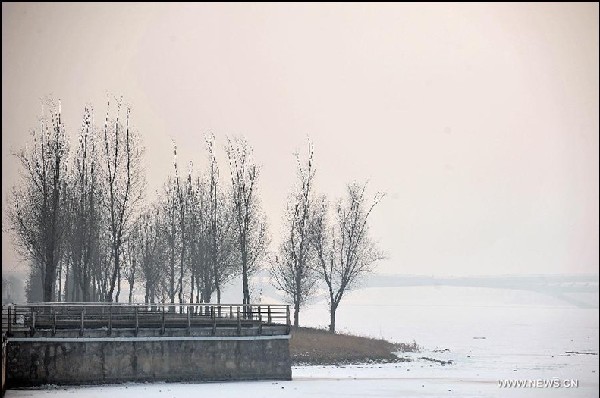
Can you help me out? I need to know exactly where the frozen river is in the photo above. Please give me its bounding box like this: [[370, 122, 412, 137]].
[[5, 283, 598, 397]]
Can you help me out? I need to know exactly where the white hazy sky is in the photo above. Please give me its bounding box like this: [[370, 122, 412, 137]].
[[2, 3, 598, 277]]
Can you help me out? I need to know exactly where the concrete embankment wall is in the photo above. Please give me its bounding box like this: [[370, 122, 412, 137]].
[[6, 332, 291, 386], [2, 334, 6, 395]]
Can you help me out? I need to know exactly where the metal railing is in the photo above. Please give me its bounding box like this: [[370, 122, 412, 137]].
[[1, 303, 291, 337]]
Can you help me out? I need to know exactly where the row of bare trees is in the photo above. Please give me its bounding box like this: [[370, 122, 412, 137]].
[[8, 98, 384, 332], [7, 99, 270, 308], [8, 99, 144, 303], [272, 142, 385, 333], [128, 136, 268, 309]]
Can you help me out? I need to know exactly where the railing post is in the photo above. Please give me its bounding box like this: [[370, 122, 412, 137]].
[[236, 306, 241, 335], [286, 305, 290, 334], [211, 306, 216, 336], [108, 306, 112, 336], [30, 307, 36, 336], [52, 309, 56, 336], [258, 305, 262, 335], [135, 307, 139, 336], [7, 305, 12, 336], [268, 305, 272, 324], [187, 307, 191, 335], [161, 306, 165, 335], [80, 308, 85, 336]]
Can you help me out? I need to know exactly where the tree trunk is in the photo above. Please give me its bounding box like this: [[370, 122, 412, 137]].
[[178, 254, 184, 311], [179, 214, 185, 313], [242, 270, 250, 317], [115, 267, 121, 303], [294, 270, 302, 327], [75, 281, 81, 302], [170, 242, 175, 308], [82, 273, 90, 302], [128, 279, 134, 303], [329, 302, 337, 333], [241, 248, 250, 317], [195, 275, 200, 308], [57, 263, 62, 302], [43, 256, 55, 302], [214, 265, 221, 304], [108, 241, 120, 302], [190, 273, 195, 305], [294, 301, 300, 328], [64, 265, 70, 302]]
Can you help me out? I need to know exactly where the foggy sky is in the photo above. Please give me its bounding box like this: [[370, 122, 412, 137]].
[[2, 3, 598, 277]]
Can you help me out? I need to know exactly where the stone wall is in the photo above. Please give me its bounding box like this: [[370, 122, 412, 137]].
[[6, 333, 291, 387], [2, 334, 6, 395]]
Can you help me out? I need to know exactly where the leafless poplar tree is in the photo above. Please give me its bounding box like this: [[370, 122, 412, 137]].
[[8, 99, 69, 302], [312, 182, 385, 333], [123, 222, 139, 304], [226, 137, 269, 309], [101, 98, 145, 302], [64, 105, 104, 301], [172, 143, 193, 311], [137, 207, 163, 305], [161, 175, 179, 307], [186, 174, 207, 306], [272, 142, 318, 327], [205, 134, 238, 303]]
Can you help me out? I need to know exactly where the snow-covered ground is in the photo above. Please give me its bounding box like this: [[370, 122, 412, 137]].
[[5, 284, 598, 397]]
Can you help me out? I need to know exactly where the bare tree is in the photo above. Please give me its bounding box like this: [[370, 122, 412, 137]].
[[210, 194, 238, 303], [206, 136, 220, 303], [205, 135, 238, 303], [312, 182, 385, 333], [157, 145, 209, 310], [101, 98, 145, 302], [186, 173, 232, 308], [172, 142, 192, 311], [123, 222, 140, 303], [186, 174, 208, 306], [8, 99, 69, 302], [226, 137, 269, 309], [160, 176, 179, 307], [272, 142, 318, 327], [25, 263, 44, 303], [136, 207, 163, 305], [91, 228, 112, 301], [65, 105, 104, 301]]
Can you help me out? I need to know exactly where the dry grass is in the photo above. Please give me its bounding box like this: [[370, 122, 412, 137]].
[[289, 327, 417, 365]]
